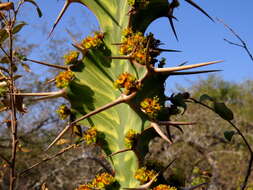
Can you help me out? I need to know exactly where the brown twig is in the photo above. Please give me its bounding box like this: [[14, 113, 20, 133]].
[[19, 144, 76, 176], [217, 18, 253, 62], [190, 98, 253, 190]]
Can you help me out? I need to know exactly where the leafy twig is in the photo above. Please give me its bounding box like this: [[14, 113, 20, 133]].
[[190, 98, 253, 190]]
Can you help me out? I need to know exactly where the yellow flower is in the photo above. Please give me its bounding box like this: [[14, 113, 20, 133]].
[[153, 184, 177, 190], [134, 167, 157, 184], [63, 51, 79, 65], [125, 129, 138, 148], [75, 184, 92, 190], [56, 104, 71, 120], [83, 127, 98, 145], [55, 70, 75, 88], [81, 32, 104, 51], [91, 172, 115, 188], [114, 72, 139, 94], [140, 96, 162, 118]]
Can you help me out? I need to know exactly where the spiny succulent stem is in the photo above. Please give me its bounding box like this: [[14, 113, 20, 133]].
[[169, 70, 222, 75], [108, 148, 132, 157], [25, 58, 68, 70], [158, 121, 196, 125], [150, 122, 173, 144], [46, 92, 137, 151], [154, 60, 223, 73]]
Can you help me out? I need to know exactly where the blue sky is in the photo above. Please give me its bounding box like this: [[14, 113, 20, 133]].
[[19, 0, 253, 91]]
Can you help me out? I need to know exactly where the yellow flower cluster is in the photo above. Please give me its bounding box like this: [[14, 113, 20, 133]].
[[120, 28, 151, 65], [125, 129, 138, 148], [140, 96, 162, 118], [114, 72, 140, 94], [76, 172, 115, 190], [81, 32, 104, 51], [83, 127, 98, 145], [134, 167, 157, 184], [75, 184, 91, 190], [55, 70, 75, 88], [63, 51, 79, 65], [153, 184, 177, 190], [56, 104, 71, 120], [127, 0, 150, 7]]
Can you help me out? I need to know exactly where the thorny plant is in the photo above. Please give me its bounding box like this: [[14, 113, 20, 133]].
[[0, 0, 252, 190]]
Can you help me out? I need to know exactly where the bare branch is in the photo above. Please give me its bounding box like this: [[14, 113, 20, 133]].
[[20, 144, 76, 176], [217, 18, 253, 62]]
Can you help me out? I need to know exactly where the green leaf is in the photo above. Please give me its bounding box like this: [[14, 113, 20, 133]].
[[199, 94, 214, 102], [213, 102, 234, 121], [13, 22, 27, 34], [0, 56, 9, 64], [24, 0, 42, 17], [21, 63, 31, 72], [224, 131, 235, 142]]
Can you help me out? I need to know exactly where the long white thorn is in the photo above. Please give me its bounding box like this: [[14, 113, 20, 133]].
[[154, 60, 223, 73]]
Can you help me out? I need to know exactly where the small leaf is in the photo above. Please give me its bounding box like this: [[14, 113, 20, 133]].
[[21, 63, 31, 72], [0, 22, 27, 44], [24, 0, 42, 17], [0, 56, 9, 64], [20, 147, 31, 153], [213, 102, 234, 121], [13, 75, 22, 80], [13, 22, 27, 34], [224, 131, 235, 142], [0, 29, 8, 44], [199, 94, 214, 102], [56, 138, 70, 145]]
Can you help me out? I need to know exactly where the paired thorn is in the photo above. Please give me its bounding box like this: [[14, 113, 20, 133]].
[[154, 60, 223, 73], [168, 16, 178, 41], [151, 122, 173, 144], [45, 93, 137, 151], [25, 58, 68, 70]]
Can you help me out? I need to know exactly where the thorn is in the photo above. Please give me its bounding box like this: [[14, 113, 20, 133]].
[[48, 0, 71, 38], [11, 90, 65, 97], [168, 16, 178, 41], [108, 148, 132, 157], [154, 60, 223, 73], [25, 58, 68, 70], [153, 48, 181, 53], [158, 121, 196, 125], [178, 61, 188, 66], [169, 70, 222, 75], [185, 0, 214, 22], [151, 122, 173, 144], [45, 93, 136, 151]]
